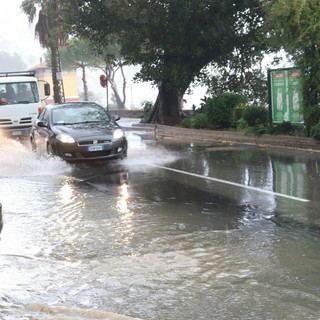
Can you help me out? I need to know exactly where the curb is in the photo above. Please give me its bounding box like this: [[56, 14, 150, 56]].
[[125, 123, 320, 152]]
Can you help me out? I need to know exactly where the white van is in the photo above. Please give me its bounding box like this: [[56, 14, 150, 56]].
[[0, 71, 50, 138]]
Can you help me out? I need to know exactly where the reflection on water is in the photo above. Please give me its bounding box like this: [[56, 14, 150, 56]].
[[117, 183, 130, 214], [57, 179, 76, 204], [1, 137, 320, 319], [173, 145, 320, 222]]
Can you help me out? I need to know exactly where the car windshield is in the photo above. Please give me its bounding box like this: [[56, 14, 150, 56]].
[[52, 104, 110, 125]]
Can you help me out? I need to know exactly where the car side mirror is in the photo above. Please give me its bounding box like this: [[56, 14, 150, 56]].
[[37, 120, 47, 127], [112, 114, 121, 121], [44, 83, 51, 96]]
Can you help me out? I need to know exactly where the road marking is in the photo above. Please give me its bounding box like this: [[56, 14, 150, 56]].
[[149, 164, 310, 203]]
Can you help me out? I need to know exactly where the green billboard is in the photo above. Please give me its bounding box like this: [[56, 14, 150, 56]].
[[268, 68, 304, 124]]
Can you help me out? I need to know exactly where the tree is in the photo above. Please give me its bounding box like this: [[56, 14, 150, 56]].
[[21, 0, 68, 103], [79, 90, 98, 102], [96, 63, 127, 110], [57, 38, 127, 108], [55, 38, 99, 102], [203, 59, 268, 105], [60, 0, 267, 125], [92, 41, 128, 110], [266, 0, 320, 131]]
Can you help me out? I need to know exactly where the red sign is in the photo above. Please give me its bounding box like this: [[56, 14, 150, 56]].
[[290, 71, 300, 78], [274, 72, 284, 79], [99, 75, 107, 88]]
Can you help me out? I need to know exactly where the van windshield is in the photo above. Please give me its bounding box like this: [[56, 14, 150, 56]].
[[0, 81, 40, 104]]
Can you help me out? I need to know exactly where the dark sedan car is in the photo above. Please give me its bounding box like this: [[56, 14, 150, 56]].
[[30, 102, 127, 162]]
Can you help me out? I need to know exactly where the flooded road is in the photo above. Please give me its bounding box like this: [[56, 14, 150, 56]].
[[1, 122, 320, 320]]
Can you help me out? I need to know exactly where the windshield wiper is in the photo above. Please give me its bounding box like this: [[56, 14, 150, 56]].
[[16, 100, 31, 104], [54, 122, 75, 125], [73, 120, 101, 124]]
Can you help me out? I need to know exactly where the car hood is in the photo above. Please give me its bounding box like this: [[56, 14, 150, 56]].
[[54, 122, 119, 139]]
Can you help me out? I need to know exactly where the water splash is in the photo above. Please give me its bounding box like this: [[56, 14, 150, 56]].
[[0, 137, 71, 178], [123, 132, 179, 168]]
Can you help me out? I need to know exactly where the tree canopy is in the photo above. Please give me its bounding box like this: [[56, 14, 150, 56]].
[[60, 0, 267, 125], [203, 58, 268, 105]]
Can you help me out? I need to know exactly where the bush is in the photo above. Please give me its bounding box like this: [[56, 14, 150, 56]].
[[232, 103, 246, 127], [236, 118, 268, 135], [201, 93, 246, 129], [304, 104, 320, 135], [311, 122, 320, 140], [180, 118, 192, 128], [237, 119, 303, 136], [236, 117, 249, 131], [191, 113, 209, 129], [180, 114, 209, 129], [304, 105, 320, 128], [140, 100, 153, 117], [267, 121, 295, 135], [241, 104, 268, 127]]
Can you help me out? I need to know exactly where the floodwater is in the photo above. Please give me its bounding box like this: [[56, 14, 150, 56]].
[[1, 122, 320, 320]]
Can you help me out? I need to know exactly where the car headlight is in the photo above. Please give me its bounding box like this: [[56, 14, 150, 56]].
[[113, 128, 124, 140], [56, 133, 75, 143]]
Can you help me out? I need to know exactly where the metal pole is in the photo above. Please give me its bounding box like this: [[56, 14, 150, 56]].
[[106, 82, 109, 112], [106, 66, 109, 112], [130, 82, 133, 109]]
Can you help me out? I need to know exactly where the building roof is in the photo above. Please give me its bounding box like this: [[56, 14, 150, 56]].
[[28, 61, 47, 72]]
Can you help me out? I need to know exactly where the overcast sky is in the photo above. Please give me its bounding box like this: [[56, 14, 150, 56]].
[[0, 0, 44, 67]]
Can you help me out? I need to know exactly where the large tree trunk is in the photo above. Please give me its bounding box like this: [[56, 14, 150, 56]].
[[145, 83, 183, 125]]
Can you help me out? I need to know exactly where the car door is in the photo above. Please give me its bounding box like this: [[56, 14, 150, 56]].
[[33, 107, 50, 154]]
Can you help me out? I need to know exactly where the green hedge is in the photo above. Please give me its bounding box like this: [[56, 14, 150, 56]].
[[201, 93, 247, 128]]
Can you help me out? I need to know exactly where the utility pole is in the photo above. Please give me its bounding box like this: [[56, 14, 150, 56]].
[[100, 71, 109, 111]]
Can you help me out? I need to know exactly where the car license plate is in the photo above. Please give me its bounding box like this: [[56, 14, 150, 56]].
[[12, 131, 22, 136], [88, 145, 104, 152]]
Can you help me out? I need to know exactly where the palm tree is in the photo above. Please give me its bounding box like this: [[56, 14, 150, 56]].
[[21, 0, 67, 103]]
